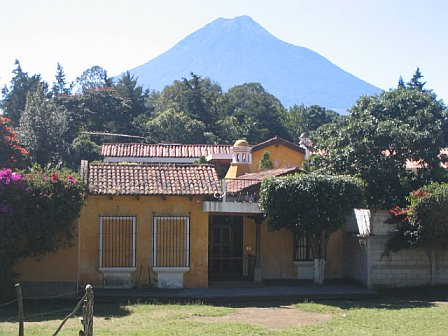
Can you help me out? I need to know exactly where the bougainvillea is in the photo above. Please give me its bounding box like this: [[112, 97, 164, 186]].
[[0, 166, 85, 288], [0, 117, 27, 168]]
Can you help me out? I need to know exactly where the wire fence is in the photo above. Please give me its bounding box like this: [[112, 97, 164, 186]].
[[0, 284, 94, 336]]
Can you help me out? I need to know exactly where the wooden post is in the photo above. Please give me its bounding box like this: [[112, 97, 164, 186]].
[[52, 285, 93, 336], [15, 283, 24, 336], [83, 285, 94, 336]]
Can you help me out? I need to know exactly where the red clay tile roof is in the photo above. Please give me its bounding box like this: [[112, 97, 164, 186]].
[[87, 163, 221, 196], [225, 167, 301, 193], [102, 143, 232, 158]]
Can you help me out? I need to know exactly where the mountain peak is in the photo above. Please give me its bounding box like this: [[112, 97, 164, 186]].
[[126, 16, 381, 112]]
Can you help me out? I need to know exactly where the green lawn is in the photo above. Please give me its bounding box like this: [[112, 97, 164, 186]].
[[1, 287, 448, 336]]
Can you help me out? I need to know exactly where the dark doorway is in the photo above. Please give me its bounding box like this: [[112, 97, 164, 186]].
[[209, 215, 243, 280]]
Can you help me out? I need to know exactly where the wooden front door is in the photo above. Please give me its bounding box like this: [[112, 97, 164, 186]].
[[209, 216, 243, 279]]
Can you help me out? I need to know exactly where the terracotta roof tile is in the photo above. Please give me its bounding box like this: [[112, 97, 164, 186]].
[[88, 163, 221, 196], [226, 167, 301, 193], [102, 143, 232, 158]]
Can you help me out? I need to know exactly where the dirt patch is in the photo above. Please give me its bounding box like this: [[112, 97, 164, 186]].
[[189, 305, 332, 330]]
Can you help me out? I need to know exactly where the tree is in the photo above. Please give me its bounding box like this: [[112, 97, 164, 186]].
[[66, 134, 102, 169], [285, 104, 342, 144], [259, 173, 364, 283], [52, 62, 73, 96], [155, 73, 223, 134], [18, 84, 70, 166], [114, 71, 150, 135], [1, 60, 47, 127], [309, 71, 448, 208], [0, 167, 84, 288], [220, 83, 289, 144], [73, 65, 113, 93], [0, 117, 27, 168], [143, 108, 207, 143], [258, 151, 273, 170], [407, 67, 426, 91], [81, 88, 132, 135]]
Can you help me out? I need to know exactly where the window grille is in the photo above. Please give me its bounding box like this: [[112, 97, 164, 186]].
[[294, 233, 313, 261], [99, 216, 136, 268], [153, 216, 190, 268]]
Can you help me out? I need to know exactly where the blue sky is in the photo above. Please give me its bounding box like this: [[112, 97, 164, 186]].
[[1, 0, 447, 104]]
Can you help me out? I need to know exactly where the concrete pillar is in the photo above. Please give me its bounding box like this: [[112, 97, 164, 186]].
[[250, 215, 264, 282]]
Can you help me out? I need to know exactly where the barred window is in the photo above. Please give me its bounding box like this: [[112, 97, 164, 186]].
[[294, 233, 313, 261], [99, 216, 136, 268], [153, 216, 190, 268]]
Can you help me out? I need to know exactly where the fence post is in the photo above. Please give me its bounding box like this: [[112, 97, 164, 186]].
[[15, 283, 24, 336], [82, 285, 94, 336]]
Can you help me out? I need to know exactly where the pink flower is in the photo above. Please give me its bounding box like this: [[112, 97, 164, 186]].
[[51, 172, 59, 182], [67, 176, 78, 184]]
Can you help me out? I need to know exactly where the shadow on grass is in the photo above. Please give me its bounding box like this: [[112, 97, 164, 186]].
[[0, 299, 132, 323]]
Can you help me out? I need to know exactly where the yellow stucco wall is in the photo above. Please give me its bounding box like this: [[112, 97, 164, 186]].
[[13, 197, 343, 288], [78, 195, 209, 289], [242, 217, 343, 280], [251, 144, 305, 172], [13, 222, 79, 282]]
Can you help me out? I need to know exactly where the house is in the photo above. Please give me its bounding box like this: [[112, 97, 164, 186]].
[[12, 136, 346, 292]]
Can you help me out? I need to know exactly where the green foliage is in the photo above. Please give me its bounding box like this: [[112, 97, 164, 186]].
[[219, 82, 289, 144], [66, 134, 102, 169], [1, 60, 47, 127], [285, 104, 342, 144], [310, 71, 448, 208], [143, 108, 207, 143], [155, 73, 223, 134], [74, 65, 113, 93], [258, 151, 273, 170], [18, 84, 70, 166], [52, 62, 73, 96], [259, 173, 364, 259], [0, 166, 85, 288]]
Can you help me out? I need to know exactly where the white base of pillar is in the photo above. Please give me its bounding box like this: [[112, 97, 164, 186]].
[[153, 267, 190, 288]]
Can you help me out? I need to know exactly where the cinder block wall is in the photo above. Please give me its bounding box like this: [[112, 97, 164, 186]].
[[345, 209, 448, 288]]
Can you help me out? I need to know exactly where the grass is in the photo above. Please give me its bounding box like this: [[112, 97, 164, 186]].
[[1, 287, 448, 335]]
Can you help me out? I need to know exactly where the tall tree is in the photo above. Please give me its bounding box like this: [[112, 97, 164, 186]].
[[407, 67, 426, 91], [73, 65, 113, 93], [143, 108, 206, 143], [155, 73, 223, 133], [18, 84, 69, 166], [114, 71, 149, 134], [52, 63, 73, 96], [1, 60, 46, 127], [220, 83, 289, 144], [285, 104, 342, 144], [309, 71, 448, 208]]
